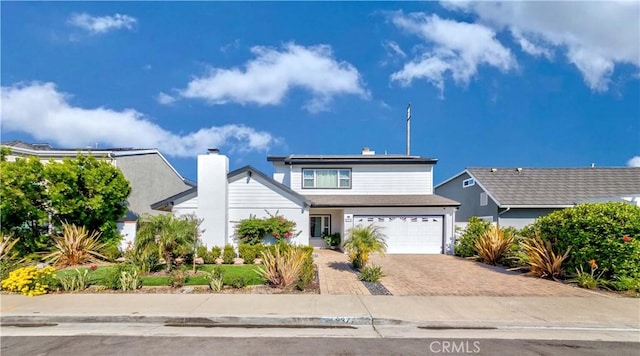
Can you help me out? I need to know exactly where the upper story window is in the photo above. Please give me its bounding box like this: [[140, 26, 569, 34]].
[[302, 168, 351, 189], [463, 178, 475, 188]]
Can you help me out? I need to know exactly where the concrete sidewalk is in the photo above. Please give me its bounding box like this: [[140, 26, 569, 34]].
[[1, 294, 639, 332]]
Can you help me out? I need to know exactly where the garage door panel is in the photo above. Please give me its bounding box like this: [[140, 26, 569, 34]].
[[354, 215, 443, 254]]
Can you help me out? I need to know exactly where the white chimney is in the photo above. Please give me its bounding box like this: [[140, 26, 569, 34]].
[[197, 148, 229, 248]]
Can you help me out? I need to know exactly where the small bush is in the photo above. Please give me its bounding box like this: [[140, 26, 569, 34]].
[[104, 264, 139, 290], [474, 226, 515, 265], [569, 262, 608, 290], [59, 268, 90, 291], [296, 248, 314, 291], [520, 233, 571, 280], [359, 264, 384, 283], [222, 245, 236, 264], [119, 269, 141, 291], [1, 266, 56, 296], [211, 246, 222, 261], [229, 275, 247, 289], [205, 266, 224, 292], [455, 217, 491, 257], [235, 212, 300, 244], [125, 249, 160, 274], [343, 225, 387, 269], [613, 276, 640, 295], [238, 243, 258, 264], [169, 269, 186, 288], [0, 234, 20, 281], [100, 243, 123, 262], [196, 245, 209, 262]]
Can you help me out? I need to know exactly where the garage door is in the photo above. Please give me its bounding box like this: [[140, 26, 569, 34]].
[[354, 216, 443, 254]]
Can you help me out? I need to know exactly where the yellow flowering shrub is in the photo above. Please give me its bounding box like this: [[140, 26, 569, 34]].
[[1, 266, 56, 296]]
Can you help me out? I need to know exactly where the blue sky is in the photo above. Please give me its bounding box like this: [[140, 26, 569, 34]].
[[2, 1, 639, 184]]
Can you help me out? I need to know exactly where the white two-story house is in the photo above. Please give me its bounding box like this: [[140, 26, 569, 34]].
[[152, 148, 460, 254]]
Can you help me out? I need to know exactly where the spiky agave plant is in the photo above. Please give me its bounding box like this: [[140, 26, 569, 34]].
[[257, 245, 306, 288], [45, 223, 106, 267], [474, 225, 515, 265], [520, 232, 571, 280]]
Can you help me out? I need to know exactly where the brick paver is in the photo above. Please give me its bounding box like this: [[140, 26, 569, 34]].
[[313, 249, 370, 295], [368, 254, 597, 297], [314, 249, 597, 296]]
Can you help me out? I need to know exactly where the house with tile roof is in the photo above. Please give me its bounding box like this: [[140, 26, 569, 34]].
[[1, 141, 194, 244], [435, 167, 640, 229], [153, 147, 460, 254]]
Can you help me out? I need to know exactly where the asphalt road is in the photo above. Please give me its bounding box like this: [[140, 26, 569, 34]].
[[2, 336, 639, 356]]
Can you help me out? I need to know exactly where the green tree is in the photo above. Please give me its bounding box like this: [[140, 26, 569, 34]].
[[44, 155, 131, 246], [0, 157, 49, 255], [0, 154, 131, 255], [134, 214, 200, 272], [343, 224, 387, 269]]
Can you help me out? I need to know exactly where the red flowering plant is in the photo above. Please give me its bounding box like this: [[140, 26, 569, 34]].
[[235, 211, 300, 244], [90, 264, 98, 271], [622, 235, 632, 242]]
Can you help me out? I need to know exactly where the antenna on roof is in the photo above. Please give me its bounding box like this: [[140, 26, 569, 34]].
[[406, 103, 411, 156]]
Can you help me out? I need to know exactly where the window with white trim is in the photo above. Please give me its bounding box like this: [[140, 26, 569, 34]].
[[463, 178, 475, 188], [480, 192, 488, 206], [302, 168, 351, 189]]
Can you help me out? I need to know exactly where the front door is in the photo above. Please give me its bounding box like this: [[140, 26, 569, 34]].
[[310, 215, 331, 247]]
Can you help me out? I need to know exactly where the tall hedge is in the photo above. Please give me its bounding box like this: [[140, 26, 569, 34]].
[[532, 202, 640, 279]]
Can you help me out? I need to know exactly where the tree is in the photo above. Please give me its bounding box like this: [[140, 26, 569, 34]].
[[343, 224, 387, 269], [0, 157, 49, 255], [44, 155, 131, 247], [0, 154, 131, 255], [134, 214, 200, 272]]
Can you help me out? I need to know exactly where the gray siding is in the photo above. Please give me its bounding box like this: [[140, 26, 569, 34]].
[[498, 208, 558, 230], [435, 173, 498, 223], [116, 154, 192, 218]]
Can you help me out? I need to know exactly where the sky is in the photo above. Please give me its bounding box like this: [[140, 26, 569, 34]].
[[2, 1, 639, 185]]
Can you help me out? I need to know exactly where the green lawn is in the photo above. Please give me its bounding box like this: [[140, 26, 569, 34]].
[[56, 264, 265, 287]]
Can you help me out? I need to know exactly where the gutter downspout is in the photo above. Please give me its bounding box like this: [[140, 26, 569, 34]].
[[497, 207, 511, 229]]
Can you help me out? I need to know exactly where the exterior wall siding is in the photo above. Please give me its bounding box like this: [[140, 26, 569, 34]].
[[435, 172, 498, 223], [498, 208, 558, 230], [173, 196, 198, 217], [288, 165, 433, 195], [226, 173, 309, 247]]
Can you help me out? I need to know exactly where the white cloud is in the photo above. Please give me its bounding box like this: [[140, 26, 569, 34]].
[[1, 82, 279, 157], [383, 41, 407, 58], [511, 30, 553, 59], [156, 92, 177, 105], [389, 12, 515, 96], [177, 42, 368, 113], [68, 13, 137, 34], [442, 1, 640, 91], [628, 156, 640, 167]]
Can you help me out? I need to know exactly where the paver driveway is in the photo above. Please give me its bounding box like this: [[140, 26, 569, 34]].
[[315, 249, 597, 297]]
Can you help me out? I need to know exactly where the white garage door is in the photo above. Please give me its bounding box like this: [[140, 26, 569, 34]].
[[354, 215, 443, 254]]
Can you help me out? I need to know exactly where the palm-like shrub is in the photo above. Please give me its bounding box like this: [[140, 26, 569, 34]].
[[520, 232, 571, 280], [474, 225, 515, 265], [45, 223, 106, 267], [134, 214, 199, 272], [343, 225, 387, 269], [257, 244, 306, 289], [0, 234, 20, 280]]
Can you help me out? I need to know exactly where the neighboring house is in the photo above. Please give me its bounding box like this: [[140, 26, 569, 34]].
[[153, 148, 460, 254], [435, 167, 640, 229], [1, 141, 194, 243]]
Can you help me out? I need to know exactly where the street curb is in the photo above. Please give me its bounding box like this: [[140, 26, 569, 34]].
[[0, 315, 395, 327]]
